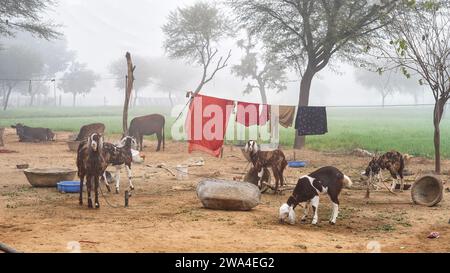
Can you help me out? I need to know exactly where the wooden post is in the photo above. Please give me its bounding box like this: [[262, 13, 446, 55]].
[[0, 127, 4, 147], [366, 172, 372, 199], [123, 52, 136, 135]]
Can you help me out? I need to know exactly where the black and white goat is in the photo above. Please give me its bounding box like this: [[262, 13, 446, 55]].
[[279, 166, 353, 225], [102, 136, 137, 194]]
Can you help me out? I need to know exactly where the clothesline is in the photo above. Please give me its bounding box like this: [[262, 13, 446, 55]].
[[180, 92, 446, 109]]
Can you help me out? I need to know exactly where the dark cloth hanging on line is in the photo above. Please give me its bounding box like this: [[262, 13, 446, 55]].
[[236, 102, 270, 127], [295, 106, 328, 136], [186, 94, 234, 157]]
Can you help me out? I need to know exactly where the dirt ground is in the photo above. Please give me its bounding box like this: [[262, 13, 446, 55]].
[[1, 128, 449, 253]]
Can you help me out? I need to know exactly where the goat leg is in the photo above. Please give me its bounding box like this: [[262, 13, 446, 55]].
[[87, 176, 93, 209], [79, 176, 84, 206], [94, 176, 100, 209]]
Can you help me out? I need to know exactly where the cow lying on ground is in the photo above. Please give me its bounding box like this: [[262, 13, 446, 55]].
[[75, 123, 106, 141], [11, 123, 55, 142], [129, 114, 165, 152]]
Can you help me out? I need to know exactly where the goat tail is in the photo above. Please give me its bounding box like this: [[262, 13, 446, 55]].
[[343, 174, 353, 188]]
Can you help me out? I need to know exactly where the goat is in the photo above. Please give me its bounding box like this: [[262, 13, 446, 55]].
[[279, 166, 352, 225], [102, 136, 136, 194], [244, 140, 287, 193], [364, 151, 407, 192], [77, 133, 107, 208]]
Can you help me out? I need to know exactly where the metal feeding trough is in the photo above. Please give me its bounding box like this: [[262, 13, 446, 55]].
[[24, 168, 77, 188], [411, 175, 444, 207]]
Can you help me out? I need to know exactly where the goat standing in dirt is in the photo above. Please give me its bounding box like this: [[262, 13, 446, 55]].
[[364, 151, 411, 192], [244, 140, 288, 193], [279, 166, 353, 225], [103, 136, 136, 194], [77, 133, 107, 208]]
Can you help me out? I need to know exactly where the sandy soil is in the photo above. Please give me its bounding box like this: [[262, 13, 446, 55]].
[[1, 128, 449, 253]]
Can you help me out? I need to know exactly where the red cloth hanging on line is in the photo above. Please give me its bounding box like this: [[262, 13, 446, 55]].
[[186, 94, 234, 157], [236, 102, 271, 127]]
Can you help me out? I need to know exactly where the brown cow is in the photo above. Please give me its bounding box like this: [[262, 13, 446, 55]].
[[129, 114, 165, 152], [76, 123, 106, 141]]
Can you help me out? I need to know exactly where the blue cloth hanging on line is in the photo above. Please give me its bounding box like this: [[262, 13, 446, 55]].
[[295, 106, 328, 136]]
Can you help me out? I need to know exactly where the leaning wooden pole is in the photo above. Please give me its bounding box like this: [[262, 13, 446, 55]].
[[123, 52, 136, 135]]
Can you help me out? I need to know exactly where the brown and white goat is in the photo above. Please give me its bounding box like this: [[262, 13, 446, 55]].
[[279, 166, 352, 225], [244, 140, 288, 193], [364, 151, 410, 192], [77, 133, 108, 208]]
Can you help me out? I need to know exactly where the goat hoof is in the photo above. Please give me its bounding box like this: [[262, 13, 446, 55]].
[[329, 221, 336, 225], [95, 203, 100, 209]]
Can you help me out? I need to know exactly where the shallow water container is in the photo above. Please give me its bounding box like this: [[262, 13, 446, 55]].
[[57, 181, 81, 193]]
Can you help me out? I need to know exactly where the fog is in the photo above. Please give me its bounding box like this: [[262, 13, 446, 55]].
[[5, 0, 437, 107]]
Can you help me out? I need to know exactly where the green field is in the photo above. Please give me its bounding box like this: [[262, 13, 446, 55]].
[[1, 106, 449, 158]]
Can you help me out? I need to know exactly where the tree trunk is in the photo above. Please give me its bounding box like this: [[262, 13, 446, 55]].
[[168, 91, 174, 107], [382, 94, 386, 108], [258, 80, 268, 105], [30, 93, 35, 107], [133, 89, 139, 108], [3, 87, 13, 111], [413, 92, 419, 106], [294, 68, 315, 149], [123, 52, 135, 135], [72, 93, 77, 107], [433, 98, 446, 174]]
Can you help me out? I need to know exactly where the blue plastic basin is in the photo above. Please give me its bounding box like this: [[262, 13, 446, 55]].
[[288, 161, 307, 168], [57, 181, 81, 193]]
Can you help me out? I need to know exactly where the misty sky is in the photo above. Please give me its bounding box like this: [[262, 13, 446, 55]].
[[46, 0, 434, 107]]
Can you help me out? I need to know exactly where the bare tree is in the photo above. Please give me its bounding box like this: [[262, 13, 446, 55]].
[[232, 32, 287, 105], [162, 1, 233, 95], [370, 1, 450, 173], [229, 0, 398, 148], [0, 45, 43, 110], [0, 0, 60, 39], [109, 55, 153, 107], [58, 62, 98, 107], [355, 68, 397, 107]]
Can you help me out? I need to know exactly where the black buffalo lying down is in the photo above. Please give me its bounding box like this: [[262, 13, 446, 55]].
[[11, 123, 55, 142], [129, 114, 165, 152]]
